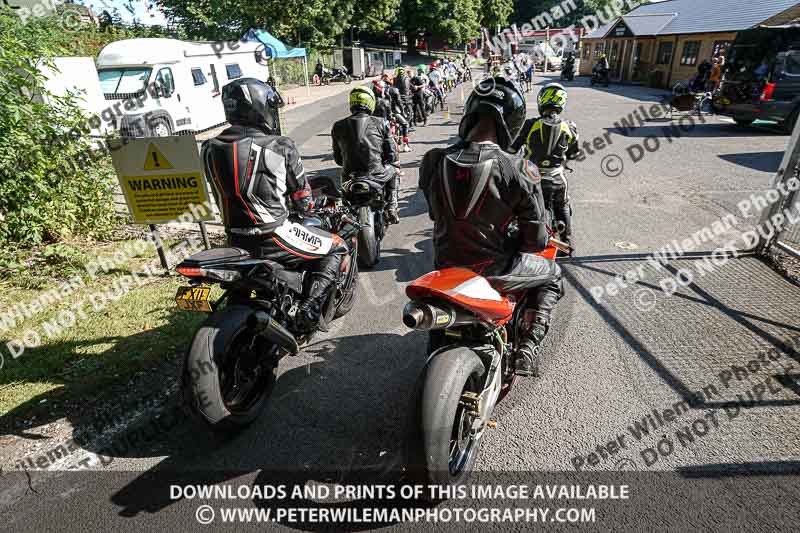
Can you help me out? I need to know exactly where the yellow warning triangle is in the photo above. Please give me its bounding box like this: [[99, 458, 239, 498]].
[[143, 143, 174, 171]]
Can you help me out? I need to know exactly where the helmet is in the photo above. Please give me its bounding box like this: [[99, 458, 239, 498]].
[[222, 77, 283, 132], [349, 86, 376, 114], [372, 79, 386, 97], [381, 73, 391, 83], [395, 67, 405, 77], [537, 83, 568, 114], [418, 64, 426, 73], [458, 77, 526, 151]]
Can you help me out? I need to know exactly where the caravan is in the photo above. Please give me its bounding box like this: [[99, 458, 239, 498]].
[[96, 38, 270, 137]]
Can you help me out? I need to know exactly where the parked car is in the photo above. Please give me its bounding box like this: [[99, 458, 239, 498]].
[[96, 38, 270, 137], [714, 25, 800, 133]]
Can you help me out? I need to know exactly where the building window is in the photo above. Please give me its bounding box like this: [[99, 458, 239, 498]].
[[191, 68, 207, 86], [657, 42, 673, 65], [593, 45, 603, 58], [712, 40, 731, 59], [680, 41, 701, 66], [225, 63, 242, 80]]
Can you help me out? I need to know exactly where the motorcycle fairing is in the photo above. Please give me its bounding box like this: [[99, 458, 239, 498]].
[[406, 268, 515, 324]]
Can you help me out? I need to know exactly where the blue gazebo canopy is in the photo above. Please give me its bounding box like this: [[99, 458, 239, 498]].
[[242, 28, 307, 59]]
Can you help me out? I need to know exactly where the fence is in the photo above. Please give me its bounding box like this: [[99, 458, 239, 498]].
[[757, 118, 800, 258]]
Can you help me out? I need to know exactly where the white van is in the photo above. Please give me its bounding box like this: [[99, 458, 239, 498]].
[[96, 38, 270, 137]]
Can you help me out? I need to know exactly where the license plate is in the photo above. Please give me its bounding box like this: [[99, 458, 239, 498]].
[[175, 286, 212, 313]]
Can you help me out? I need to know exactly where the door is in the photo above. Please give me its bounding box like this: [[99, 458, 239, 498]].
[[152, 66, 187, 135]]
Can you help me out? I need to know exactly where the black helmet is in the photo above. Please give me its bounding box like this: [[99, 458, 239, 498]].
[[222, 78, 283, 132], [458, 77, 526, 151]]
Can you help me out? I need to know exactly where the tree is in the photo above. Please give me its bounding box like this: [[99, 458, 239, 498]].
[[401, 0, 481, 52], [479, 0, 513, 31], [156, 0, 399, 46]]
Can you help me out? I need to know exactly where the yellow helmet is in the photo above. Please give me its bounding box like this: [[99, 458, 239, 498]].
[[349, 86, 376, 114]]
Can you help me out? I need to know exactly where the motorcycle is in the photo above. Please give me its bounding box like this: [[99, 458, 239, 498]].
[[313, 63, 352, 85], [310, 171, 394, 269], [591, 68, 610, 87], [176, 207, 360, 433], [560, 61, 575, 81], [403, 236, 570, 487]]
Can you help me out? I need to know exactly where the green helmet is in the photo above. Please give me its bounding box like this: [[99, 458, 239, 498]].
[[349, 86, 376, 114], [537, 82, 568, 114]]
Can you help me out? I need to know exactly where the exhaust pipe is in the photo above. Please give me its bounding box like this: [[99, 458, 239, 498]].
[[403, 302, 475, 330], [248, 311, 299, 356]]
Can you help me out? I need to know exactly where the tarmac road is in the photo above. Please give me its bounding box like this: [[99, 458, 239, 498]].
[[2, 74, 800, 531]]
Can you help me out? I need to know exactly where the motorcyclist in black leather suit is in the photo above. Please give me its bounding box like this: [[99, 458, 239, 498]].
[[420, 77, 563, 377], [201, 78, 347, 332], [386, 85, 412, 152], [332, 86, 401, 224]]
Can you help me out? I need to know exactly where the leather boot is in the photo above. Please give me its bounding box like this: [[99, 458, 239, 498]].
[[296, 275, 336, 333], [515, 324, 546, 377], [386, 177, 400, 225]]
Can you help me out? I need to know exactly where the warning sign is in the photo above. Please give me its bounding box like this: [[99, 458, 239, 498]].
[[110, 136, 213, 224], [142, 143, 174, 171]]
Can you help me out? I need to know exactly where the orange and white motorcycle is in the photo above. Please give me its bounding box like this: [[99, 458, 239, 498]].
[[403, 240, 568, 487]]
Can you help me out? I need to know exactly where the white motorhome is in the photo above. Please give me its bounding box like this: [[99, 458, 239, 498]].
[[96, 38, 270, 137]]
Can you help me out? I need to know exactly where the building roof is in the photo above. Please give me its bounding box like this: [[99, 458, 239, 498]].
[[584, 0, 800, 39]]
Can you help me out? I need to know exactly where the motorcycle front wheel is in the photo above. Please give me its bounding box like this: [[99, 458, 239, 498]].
[[420, 347, 486, 487], [181, 305, 278, 433]]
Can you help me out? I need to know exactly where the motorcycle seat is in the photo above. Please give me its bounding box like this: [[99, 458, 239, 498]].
[[181, 247, 252, 267], [309, 174, 343, 198]]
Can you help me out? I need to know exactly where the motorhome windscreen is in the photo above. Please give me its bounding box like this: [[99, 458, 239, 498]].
[[98, 67, 152, 97]]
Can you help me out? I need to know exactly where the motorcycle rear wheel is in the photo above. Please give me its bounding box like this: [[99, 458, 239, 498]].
[[420, 347, 486, 487], [356, 207, 381, 268], [181, 305, 278, 433]]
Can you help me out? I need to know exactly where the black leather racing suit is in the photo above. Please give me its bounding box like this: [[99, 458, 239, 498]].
[[420, 141, 562, 327], [386, 86, 409, 139], [394, 72, 412, 114], [410, 75, 429, 123], [511, 115, 580, 239], [331, 111, 400, 210], [202, 125, 346, 287]]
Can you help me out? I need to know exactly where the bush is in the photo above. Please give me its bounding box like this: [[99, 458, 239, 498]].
[[0, 11, 119, 247]]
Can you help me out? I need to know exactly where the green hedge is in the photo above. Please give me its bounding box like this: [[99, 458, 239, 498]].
[[0, 11, 118, 247]]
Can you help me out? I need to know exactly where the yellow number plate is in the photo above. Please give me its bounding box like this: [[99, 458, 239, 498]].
[[175, 286, 212, 313]]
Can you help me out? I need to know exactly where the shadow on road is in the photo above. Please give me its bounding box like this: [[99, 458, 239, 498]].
[[718, 151, 783, 173], [563, 253, 800, 411], [108, 331, 428, 522]]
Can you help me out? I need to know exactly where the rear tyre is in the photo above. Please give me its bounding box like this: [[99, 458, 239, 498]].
[[181, 305, 278, 433], [356, 207, 381, 268], [420, 347, 486, 487], [780, 110, 799, 134], [334, 259, 359, 318]]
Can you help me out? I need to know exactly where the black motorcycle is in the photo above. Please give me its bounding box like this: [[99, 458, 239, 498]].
[[309, 171, 394, 269], [591, 68, 610, 87], [176, 208, 359, 433], [313, 63, 352, 85]]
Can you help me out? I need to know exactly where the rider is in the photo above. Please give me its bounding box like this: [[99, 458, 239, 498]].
[[371, 79, 392, 121], [411, 66, 430, 126], [511, 83, 581, 249], [419, 77, 563, 377], [386, 83, 412, 152], [393, 67, 412, 118], [593, 53, 610, 80], [201, 78, 347, 331], [332, 86, 401, 224]]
